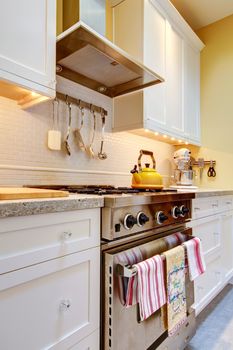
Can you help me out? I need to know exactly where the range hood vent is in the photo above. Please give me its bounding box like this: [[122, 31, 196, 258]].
[[56, 22, 164, 98]]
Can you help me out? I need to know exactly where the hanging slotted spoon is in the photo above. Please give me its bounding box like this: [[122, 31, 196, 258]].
[[86, 107, 96, 158], [98, 111, 107, 160]]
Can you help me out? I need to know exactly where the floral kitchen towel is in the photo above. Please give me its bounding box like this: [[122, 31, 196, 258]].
[[163, 245, 187, 336]]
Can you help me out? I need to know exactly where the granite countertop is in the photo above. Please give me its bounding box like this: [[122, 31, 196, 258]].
[[1, 189, 233, 219], [185, 189, 233, 198], [0, 194, 104, 218]]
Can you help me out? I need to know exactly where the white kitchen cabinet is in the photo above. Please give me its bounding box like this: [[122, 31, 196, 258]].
[[184, 42, 201, 143], [0, 208, 100, 274], [112, 0, 204, 145], [221, 211, 233, 283], [0, 0, 56, 102], [0, 247, 100, 350], [69, 329, 99, 350], [0, 208, 101, 350], [113, 0, 165, 77], [165, 22, 184, 137], [191, 195, 233, 315]]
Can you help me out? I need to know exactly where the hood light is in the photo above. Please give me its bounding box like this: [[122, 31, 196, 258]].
[[56, 64, 63, 73], [98, 86, 107, 93]]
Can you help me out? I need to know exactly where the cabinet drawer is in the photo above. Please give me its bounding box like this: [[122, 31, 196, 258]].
[[0, 247, 100, 350], [219, 195, 233, 212], [0, 208, 100, 274], [192, 197, 219, 219], [192, 217, 221, 255], [69, 329, 99, 350]]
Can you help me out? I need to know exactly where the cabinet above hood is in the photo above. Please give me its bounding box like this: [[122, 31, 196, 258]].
[[56, 21, 164, 98]]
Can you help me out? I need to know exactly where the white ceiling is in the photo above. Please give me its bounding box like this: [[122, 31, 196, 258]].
[[170, 0, 233, 30]]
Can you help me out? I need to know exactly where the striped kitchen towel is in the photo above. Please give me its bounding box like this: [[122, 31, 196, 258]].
[[164, 232, 188, 249], [115, 247, 143, 306], [134, 255, 166, 321], [183, 237, 206, 281]]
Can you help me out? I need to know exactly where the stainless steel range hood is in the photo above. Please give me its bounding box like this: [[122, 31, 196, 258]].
[[56, 21, 164, 98]]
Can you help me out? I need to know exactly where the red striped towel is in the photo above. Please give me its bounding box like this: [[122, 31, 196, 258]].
[[115, 247, 143, 306], [164, 232, 188, 249], [134, 255, 166, 321], [183, 237, 206, 281]]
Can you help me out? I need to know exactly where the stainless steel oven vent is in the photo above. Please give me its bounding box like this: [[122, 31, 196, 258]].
[[56, 22, 164, 98]]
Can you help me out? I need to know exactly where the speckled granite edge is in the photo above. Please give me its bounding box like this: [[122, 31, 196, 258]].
[[194, 190, 233, 198], [0, 196, 104, 218]]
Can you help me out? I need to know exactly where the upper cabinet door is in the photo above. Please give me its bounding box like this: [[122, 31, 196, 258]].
[[0, 0, 56, 95], [143, 1, 167, 131], [143, 0, 166, 77], [166, 23, 185, 136], [184, 42, 201, 144]]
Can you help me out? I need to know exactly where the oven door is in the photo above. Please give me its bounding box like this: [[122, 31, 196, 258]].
[[102, 227, 195, 350]]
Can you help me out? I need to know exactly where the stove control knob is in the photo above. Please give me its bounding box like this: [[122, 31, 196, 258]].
[[123, 214, 137, 230], [172, 206, 182, 219], [156, 211, 168, 225], [180, 205, 190, 217], [137, 212, 149, 227]]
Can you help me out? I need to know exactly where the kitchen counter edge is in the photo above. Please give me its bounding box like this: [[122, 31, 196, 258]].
[[194, 189, 233, 198], [0, 194, 104, 218]]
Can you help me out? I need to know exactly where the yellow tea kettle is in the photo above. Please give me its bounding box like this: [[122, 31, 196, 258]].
[[131, 150, 163, 189]]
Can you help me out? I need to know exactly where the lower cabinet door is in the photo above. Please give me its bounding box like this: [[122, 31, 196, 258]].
[[0, 247, 100, 350], [194, 254, 222, 314], [221, 211, 233, 282], [192, 216, 221, 256], [69, 329, 99, 350]]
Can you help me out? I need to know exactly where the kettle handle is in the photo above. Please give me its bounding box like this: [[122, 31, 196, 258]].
[[138, 150, 156, 171]]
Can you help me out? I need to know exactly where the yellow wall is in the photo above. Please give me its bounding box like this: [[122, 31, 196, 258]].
[[190, 15, 233, 189], [106, 0, 113, 40]]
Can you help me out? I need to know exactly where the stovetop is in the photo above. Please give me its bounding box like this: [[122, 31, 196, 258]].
[[26, 185, 178, 196]]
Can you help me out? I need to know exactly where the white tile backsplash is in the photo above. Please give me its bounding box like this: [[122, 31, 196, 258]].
[[0, 77, 174, 187]]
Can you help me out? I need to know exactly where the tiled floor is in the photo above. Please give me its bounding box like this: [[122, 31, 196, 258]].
[[186, 284, 233, 350]]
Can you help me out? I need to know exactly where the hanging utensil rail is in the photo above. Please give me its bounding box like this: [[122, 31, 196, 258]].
[[56, 92, 108, 116]]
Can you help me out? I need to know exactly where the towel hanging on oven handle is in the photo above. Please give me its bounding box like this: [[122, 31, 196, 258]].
[[116, 229, 194, 278]]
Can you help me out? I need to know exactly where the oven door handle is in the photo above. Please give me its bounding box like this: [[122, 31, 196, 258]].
[[116, 231, 194, 278]]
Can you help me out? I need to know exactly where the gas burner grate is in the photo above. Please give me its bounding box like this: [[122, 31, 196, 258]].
[[24, 185, 177, 195]]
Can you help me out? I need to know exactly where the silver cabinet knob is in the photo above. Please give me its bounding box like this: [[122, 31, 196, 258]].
[[61, 231, 73, 240], [60, 299, 71, 311]]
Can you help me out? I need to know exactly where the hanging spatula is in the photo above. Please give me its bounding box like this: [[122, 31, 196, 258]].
[[48, 98, 61, 151]]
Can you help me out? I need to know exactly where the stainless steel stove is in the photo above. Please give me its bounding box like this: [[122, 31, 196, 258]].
[[28, 185, 196, 349]]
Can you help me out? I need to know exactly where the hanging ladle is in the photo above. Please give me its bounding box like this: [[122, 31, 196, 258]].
[[73, 100, 86, 152], [98, 110, 107, 160], [86, 106, 96, 158], [64, 96, 72, 156]]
